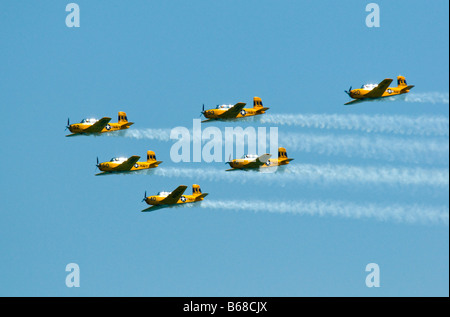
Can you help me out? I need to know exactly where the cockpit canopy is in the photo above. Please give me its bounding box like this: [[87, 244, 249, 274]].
[[241, 154, 259, 159], [109, 157, 128, 163], [215, 104, 234, 109], [157, 191, 171, 197], [361, 83, 378, 90], [80, 118, 98, 124]]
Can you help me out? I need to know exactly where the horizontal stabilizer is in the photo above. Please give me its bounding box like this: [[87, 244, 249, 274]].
[[197, 193, 208, 199], [401, 85, 415, 93], [122, 122, 134, 128]]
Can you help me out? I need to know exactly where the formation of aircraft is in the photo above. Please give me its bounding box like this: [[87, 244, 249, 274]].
[[141, 184, 208, 212], [67, 77, 415, 212], [95, 150, 162, 176], [225, 147, 294, 171], [65, 111, 133, 137], [344, 76, 414, 105], [200, 97, 269, 123]]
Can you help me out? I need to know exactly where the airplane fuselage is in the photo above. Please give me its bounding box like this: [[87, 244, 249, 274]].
[[144, 194, 205, 206], [228, 158, 257, 169], [203, 107, 267, 120], [98, 161, 160, 172], [263, 157, 293, 167], [68, 122, 133, 134], [228, 157, 292, 169], [349, 86, 411, 100]]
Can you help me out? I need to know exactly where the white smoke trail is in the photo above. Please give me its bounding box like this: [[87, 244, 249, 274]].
[[147, 165, 449, 187], [280, 132, 449, 164], [105, 128, 173, 141], [260, 114, 449, 136], [103, 125, 449, 164], [405, 92, 449, 104], [199, 200, 449, 225]]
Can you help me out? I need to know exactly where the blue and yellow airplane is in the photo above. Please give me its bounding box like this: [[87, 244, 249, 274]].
[[200, 97, 269, 123], [141, 184, 208, 212], [225, 147, 293, 171], [344, 76, 414, 105], [95, 150, 162, 176], [65, 111, 133, 136]]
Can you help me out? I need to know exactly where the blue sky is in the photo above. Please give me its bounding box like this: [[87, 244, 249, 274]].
[[0, 0, 448, 296]]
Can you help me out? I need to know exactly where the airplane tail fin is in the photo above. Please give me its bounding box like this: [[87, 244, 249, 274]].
[[147, 150, 163, 165], [253, 97, 263, 108], [118, 111, 134, 127], [192, 184, 207, 199], [397, 76, 408, 88], [118, 111, 128, 123], [278, 147, 287, 159], [147, 151, 156, 162], [278, 147, 294, 163], [253, 97, 270, 112]]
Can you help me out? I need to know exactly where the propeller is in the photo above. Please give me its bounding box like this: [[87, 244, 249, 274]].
[[142, 191, 147, 202], [93, 157, 100, 172], [225, 154, 232, 165], [344, 86, 353, 96], [65, 118, 70, 130], [199, 104, 205, 117]]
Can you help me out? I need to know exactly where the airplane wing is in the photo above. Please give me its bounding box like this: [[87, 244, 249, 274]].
[[242, 154, 272, 169], [160, 185, 188, 204], [364, 79, 393, 98], [112, 156, 141, 171], [84, 117, 112, 133], [344, 99, 365, 106], [217, 102, 246, 119], [141, 204, 179, 212]]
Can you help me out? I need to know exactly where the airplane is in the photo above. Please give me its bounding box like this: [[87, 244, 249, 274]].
[[200, 97, 269, 123], [65, 111, 133, 136], [141, 184, 208, 212], [225, 147, 294, 171], [344, 76, 414, 105], [95, 150, 162, 175]]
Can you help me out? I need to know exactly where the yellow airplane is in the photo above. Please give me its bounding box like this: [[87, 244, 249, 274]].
[[141, 184, 208, 212], [95, 150, 162, 176], [65, 111, 133, 136], [225, 147, 293, 171], [200, 97, 269, 123], [344, 76, 414, 105]]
